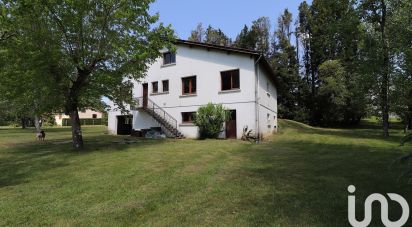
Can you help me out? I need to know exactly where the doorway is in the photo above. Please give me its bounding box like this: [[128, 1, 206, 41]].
[[225, 110, 237, 139], [117, 115, 133, 135], [142, 83, 148, 108]]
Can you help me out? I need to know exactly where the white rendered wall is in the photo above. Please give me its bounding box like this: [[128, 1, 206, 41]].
[[108, 44, 278, 139], [130, 45, 258, 139], [107, 101, 121, 134], [257, 65, 278, 138]]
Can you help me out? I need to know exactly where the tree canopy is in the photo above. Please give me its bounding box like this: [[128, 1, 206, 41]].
[[186, 0, 412, 135], [0, 0, 175, 148]]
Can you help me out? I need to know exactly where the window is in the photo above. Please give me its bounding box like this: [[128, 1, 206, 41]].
[[182, 76, 196, 95], [163, 52, 176, 65], [182, 112, 196, 123], [221, 69, 240, 91], [125, 116, 132, 125], [162, 80, 169, 92], [92, 114, 97, 119], [152, 81, 158, 93]]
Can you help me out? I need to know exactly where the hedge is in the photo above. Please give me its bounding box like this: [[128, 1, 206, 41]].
[[62, 118, 107, 126]]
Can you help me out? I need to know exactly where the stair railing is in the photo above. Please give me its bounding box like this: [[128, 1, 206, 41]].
[[132, 97, 178, 135]]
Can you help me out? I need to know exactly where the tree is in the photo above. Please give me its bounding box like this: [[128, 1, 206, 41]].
[[392, 74, 412, 132], [297, 1, 312, 87], [270, 9, 304, 120], [188, 23, 205, 42], [233, 17, 270, 56], [359, 0, 395, 137], [0, 2, 64, 131], [250, 17, 270, 55], [390, 0, 412, 132], [188, 24, 230, 46], [0, 2, 14, 43], [317, 60, 349, 125], [193, 103, 230, 139], [234, 25, 256, 50], [204, 25, 230, 46], [2, 0, 175, 149], [296, 0, 367, 126]]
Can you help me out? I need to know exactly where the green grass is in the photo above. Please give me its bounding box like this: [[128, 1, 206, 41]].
[[0, 121, 411, 226]]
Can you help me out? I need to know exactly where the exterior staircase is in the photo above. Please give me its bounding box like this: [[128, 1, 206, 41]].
[[132, 97, 184, 139]]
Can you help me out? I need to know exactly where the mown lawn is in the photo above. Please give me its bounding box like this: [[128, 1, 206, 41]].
[[0, 120, 411, 226]]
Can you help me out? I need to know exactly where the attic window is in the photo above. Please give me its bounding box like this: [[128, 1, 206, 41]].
[[221, 69, 240, 91], [163, 52, 176, 65]]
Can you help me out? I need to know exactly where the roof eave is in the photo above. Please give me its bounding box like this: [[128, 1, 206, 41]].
[[173, 39, 278, 87], [174, 39, 261, 56]]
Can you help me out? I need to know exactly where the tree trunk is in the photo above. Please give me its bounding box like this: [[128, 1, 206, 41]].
[[69, 109, 84, 149], [310, 62, 317, 125], [65, 68, 90, 150], [304, 41, 311, 85], [21, 117, 26, 129], [380, 0, 390, 138], [34, 115, 41, 132]]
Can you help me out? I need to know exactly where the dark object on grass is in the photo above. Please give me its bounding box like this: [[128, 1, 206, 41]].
[[36, 130, 45, 141], [131, 130, 143, 137]]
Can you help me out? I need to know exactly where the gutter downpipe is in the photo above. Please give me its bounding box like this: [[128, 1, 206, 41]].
[[254, 54, 263, 142]]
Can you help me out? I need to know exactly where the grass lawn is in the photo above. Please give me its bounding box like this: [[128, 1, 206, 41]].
[[0, 120, 411, 226]]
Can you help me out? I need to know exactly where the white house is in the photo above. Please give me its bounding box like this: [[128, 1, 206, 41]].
[[55, 109, 103, 126], [108, 40, 278, 139]]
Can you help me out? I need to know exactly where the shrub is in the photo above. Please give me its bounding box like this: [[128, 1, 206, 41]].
[[62, 118, 104, 126], [194, 103, 230, 139]]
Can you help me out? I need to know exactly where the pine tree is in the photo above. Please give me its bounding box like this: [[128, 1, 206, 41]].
[[234, 25, 256, 49], [271, 9, 303, 120]]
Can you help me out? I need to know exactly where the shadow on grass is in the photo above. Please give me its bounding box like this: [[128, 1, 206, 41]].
[[0, 134, 167, 188], [230, 134, 412, 226], [0, 126, 75, 133]]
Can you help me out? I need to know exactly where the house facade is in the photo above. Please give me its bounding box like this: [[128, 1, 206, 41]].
[[108, 40, 278, 139], [55, 109, 103, 126]]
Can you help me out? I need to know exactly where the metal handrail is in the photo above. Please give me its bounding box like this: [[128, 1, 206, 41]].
[[132, 97, 178, 134]]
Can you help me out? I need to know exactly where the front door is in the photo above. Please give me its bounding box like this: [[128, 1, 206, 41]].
[[142, 83, 148, 108], [226, 110, 237, 139]]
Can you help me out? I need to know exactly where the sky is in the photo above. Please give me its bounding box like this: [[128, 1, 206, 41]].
[[149, 0, 312, 40]]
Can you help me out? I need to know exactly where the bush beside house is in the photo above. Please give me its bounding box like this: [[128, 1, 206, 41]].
[[194, 103, 231, 139]]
